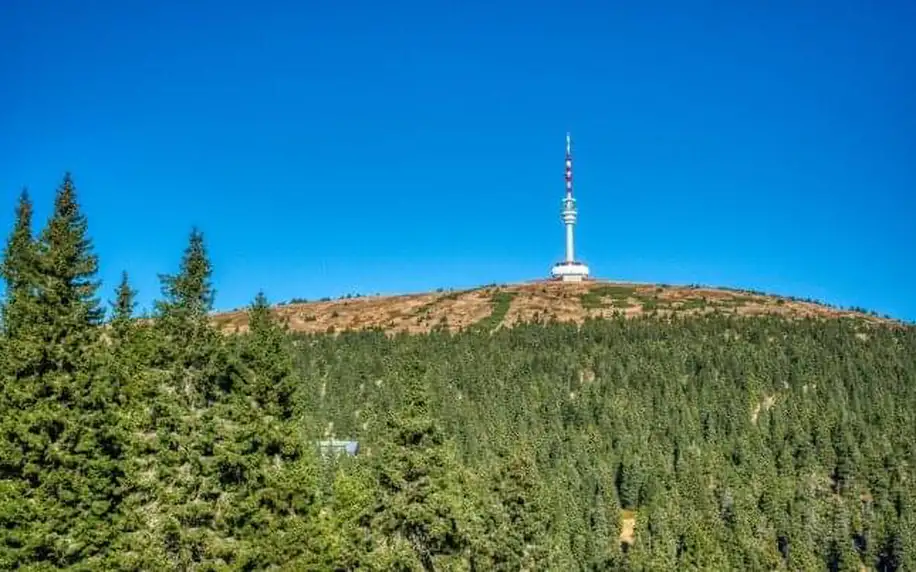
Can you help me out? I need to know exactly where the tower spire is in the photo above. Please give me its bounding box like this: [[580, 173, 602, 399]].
[[565, 132, 573, 197]]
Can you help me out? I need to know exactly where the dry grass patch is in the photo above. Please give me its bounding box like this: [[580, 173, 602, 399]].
[[620, 509, 636, 547], [210, 280, 899, 335], [417, 289, 493, 332], [504, 282, 591, 326]]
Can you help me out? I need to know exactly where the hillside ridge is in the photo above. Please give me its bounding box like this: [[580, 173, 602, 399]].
[[213, 280, 898, 335]]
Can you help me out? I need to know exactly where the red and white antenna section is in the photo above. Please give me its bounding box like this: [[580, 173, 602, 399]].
[[550, 133, 591, 281]]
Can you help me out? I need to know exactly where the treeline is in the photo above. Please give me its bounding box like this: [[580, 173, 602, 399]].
[[1, 175, 915, 570]]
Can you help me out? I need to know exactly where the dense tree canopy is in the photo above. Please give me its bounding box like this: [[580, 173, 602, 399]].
[[1, 176, 915, 570]]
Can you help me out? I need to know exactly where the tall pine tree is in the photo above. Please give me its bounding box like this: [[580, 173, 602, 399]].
[[123, 228, 242, 568], [153, 227, 230, 403], [1, 188, 37, 319], [239, 291, 296, 419], [110, 271, 136, 331], [0, 174, 127, 568], [34, 173, 103, 376], [155, 227, 214, 323], [363, 370, 478, 569], [0, 189, 40, 372]]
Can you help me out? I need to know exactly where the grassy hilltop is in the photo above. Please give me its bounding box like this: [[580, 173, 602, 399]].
[[213, 279, 899, 336]]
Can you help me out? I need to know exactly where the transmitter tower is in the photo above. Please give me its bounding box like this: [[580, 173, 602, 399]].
[[550, 133, 590, 281]]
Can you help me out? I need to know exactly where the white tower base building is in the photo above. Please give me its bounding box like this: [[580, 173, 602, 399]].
[[550, 133, 591, 282], [551, 261, 591, 282]]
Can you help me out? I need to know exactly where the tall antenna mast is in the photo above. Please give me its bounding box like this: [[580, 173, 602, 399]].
[[565, 132, 573, 198]]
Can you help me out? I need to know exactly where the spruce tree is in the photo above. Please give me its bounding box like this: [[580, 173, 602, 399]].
[[124, 228, 240, 567], [155, 227, 214, 323], [239, 291, 296, 419], [0, 189, 41, 375], [35, 173, 103, 375], [107, 270, 138, 346], [111, 271, 137, 326], [364, 372, 477, 570], [153, 227, 229, 403], [0, 189, 37, 332], [0, 188, 40, 566], [39, 174, 102, 318], [477, 446, 548, 570], [105, 269, 152, 385], [0, 174, 126, 568]]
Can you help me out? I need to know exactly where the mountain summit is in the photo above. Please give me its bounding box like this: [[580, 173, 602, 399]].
[[214, 280, 895, 335]]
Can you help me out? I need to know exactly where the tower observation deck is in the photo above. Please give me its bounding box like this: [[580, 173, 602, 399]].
[[550, 133, 590, 281]]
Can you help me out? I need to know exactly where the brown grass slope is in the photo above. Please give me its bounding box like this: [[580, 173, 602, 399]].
[[212, 280, 898, 335]]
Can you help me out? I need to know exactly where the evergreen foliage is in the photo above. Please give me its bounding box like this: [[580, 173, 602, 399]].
[[0, 174, 125, 568], [0, 189, 39, 378], [237, 291, 296, 419], [363, 372, 478, 569], [0, 189, 38, 338], [110, 271, 136, 327], [1, 176, 915, 570], [37, 174, 104, 338]]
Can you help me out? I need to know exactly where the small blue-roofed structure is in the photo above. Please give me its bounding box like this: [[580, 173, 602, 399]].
[[316, 439, 360, 457]]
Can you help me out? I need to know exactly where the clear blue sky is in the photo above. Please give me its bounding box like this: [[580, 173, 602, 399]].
[[1, 0, 914, 320]]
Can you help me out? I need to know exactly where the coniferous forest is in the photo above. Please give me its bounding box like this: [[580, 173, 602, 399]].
[[1, 175, 915, 571]]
